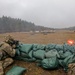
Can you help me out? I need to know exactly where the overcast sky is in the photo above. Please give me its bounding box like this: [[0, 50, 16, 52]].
[[0, 0, 75, 28]]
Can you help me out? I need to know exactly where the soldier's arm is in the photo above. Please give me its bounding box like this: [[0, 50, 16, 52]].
[[2, 43, 16, 57]]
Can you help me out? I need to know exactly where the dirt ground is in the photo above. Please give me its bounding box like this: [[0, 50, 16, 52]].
[[0, 31, 75, 75]]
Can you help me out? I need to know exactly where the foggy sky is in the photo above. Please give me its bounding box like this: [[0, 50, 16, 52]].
[[0, 0, 75, 28]]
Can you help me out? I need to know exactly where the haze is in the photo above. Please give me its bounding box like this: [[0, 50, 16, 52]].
[[0, 0, 75, 28]]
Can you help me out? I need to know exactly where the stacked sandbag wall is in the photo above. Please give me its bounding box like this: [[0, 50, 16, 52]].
[[14, 43, 75, 72]]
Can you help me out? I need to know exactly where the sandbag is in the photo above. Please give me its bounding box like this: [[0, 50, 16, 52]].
[[63, 43, 72, 52], [32, 44, 37, 50], [55, 44, 63, 51], [62, 51, 72, 59], [45, 49, 60, 58], [68, 46, 75, 53], [58, 50, 64, 59], [33, 50, 45, 59], [6, 66, 26, 75], [19, 44, 33, 53], [33, 44, 45, 50], [72, 46, 75, 53], [14, 56, 36, 62], [15, 49, 21, 56], [28, 50, 33, 58], [63, 55, 75, 67], [20, 52, 29, 58], [14, 43, 75, 72], [41, 57, 59, 69], [46, 44, 56, 51], [16, 49, 33, 58], [36, 44, 46, 50], [59, 55, 75, 72]]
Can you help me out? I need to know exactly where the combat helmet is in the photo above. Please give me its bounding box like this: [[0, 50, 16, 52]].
[[4, 35, 15, 45], [4, 35, 19, 48]]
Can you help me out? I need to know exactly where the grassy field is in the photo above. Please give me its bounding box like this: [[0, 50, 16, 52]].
[[0, 31, 75, 75]]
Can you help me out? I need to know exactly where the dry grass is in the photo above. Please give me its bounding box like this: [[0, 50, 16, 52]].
[[1, 31, 75, 75]]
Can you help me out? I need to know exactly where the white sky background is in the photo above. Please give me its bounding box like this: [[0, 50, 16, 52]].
[[0, 0, 75, 28]]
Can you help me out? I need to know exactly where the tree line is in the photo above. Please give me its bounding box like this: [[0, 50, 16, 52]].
[[0, 16, 52, 33]]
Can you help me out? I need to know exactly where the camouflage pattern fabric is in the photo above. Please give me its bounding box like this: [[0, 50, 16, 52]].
[[0, 42, 16, 59], [4, 35, 19, 49], [3, 58, 14, 69], [0, 51, 3, 60], [4, 35, 14, 45], [0, 39, 16, 75], [67, 63, 75, 75], [0, 58, 14, 75], [0, 61, 4, 75], [0, 36, 17, 75]]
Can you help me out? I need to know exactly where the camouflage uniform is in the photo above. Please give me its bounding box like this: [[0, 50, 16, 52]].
[[0, 35, 16, 75], [67, 63, 75, 75]]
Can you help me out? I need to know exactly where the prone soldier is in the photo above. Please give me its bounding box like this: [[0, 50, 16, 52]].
[[0, 35, 19, 75]]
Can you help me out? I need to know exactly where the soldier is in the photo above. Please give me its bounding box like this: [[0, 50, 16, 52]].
[[0, 35, 19, 75], [67, 63, 75, 75]]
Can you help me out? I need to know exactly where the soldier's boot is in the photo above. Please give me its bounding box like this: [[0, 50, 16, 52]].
[[0, 61, 4, 75], [3, 58, 14, 69], [68, 63, 75, 75]]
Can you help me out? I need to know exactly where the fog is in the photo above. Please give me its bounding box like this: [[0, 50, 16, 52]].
[[0, 0, 75, 28]]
